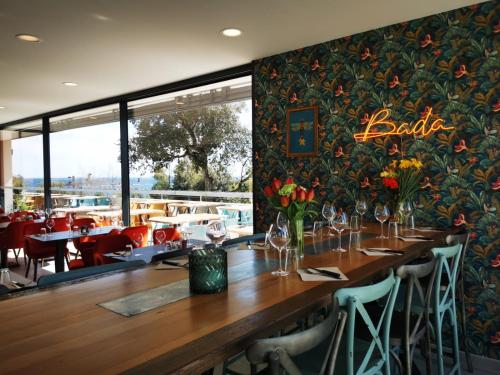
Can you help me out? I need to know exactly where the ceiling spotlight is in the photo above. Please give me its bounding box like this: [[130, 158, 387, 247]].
[[62, 82, 78, 87], [0, 106, 5, 109], [220, 28, 242, 37], [16, 34, 40, 42]]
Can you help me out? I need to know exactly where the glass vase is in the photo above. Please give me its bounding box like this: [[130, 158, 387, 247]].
[[291, 217, 305, 259]]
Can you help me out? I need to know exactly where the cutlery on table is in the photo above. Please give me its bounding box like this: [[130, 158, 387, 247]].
[[161, 260, 189, 268], [365, 248, 403, 255], [305, 268, 341, 279]]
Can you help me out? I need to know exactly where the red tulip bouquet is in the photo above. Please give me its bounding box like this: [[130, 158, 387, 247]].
[[380, 158, 423, 221], [263, 177, 317, 258]]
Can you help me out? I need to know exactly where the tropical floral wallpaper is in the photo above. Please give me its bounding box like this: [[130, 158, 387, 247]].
[[252, 1, 499, 359]]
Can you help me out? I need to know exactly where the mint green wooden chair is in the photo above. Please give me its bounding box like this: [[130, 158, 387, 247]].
[[429, 243, 463, 375], [245, 270, 400, 375]]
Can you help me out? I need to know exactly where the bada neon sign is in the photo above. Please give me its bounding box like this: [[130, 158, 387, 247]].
[[353, 108, 454, 141]]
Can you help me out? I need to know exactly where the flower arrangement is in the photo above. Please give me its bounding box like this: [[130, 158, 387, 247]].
[[263, 177, 317, 257], [380, 158, 423, 217]]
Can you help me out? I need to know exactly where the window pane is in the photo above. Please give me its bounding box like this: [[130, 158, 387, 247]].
[[2, 120, 44, 212], [128, 76, 253, 235], [49, 105, 121, 224]]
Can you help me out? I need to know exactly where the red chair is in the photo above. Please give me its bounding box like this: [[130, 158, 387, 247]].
[[152, 228, 181, 244], [121, 225, 149, 248], [23, 222, 70, 281], [93, 234, 133, 266], [0, 220, 33, 266], [72, 218, 97, 259], [47, 217, 71, 232]]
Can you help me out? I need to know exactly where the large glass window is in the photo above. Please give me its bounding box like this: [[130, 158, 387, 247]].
[[127, 76, 253, 235], [49, 105, 121, 223], [2, 120, 44, 211]]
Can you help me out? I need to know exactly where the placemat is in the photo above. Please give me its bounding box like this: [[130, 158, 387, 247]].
[[99, 258, 277, 317]]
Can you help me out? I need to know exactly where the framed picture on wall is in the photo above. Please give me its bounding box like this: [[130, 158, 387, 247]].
[[286, 105, 318, 158]]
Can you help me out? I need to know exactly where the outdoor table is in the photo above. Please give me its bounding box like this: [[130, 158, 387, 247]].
[[27, 226, 116, 273], [167, 201, 222, 214], [227, 224, 254, 237], [0, 223, 455, 374], [87, 208, 164, 218], [148, 213, 221, 227], [53, 205, 117, 215]]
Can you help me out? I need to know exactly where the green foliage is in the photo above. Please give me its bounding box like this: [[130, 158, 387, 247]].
[[129, 103, 251, 191]]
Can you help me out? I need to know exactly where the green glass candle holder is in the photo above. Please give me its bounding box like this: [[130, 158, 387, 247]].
[[189, 248, 228, 294]]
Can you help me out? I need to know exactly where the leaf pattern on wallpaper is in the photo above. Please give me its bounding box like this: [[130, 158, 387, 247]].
[[253, 1, 499, 359]]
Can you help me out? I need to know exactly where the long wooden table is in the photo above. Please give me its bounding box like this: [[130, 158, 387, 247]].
[[0, 224, 452, 374]]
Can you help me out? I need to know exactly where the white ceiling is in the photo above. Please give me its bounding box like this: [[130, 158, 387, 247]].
[[0, 0, 482, 125]]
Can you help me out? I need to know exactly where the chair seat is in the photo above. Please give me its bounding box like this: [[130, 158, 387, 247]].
[[68, 259, 85, 270]]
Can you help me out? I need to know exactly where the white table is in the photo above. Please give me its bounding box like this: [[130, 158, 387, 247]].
[[149, 213, 221, 226], [227, 225, 254, 237], [87, 208, 164, 218], [167, 201, 222, 214], [53, 206, 117, 215]]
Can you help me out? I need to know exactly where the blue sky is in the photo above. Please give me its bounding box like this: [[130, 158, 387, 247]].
[[12, 100, 251, 179]]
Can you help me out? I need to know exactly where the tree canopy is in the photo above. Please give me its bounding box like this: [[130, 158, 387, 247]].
[[129, 103, 251, 191]]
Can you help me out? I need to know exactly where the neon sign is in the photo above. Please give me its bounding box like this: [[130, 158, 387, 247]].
[[353, 108, 454, 141]]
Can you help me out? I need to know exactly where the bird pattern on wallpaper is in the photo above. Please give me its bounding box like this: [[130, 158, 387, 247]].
[[253, 1, 499, 359]]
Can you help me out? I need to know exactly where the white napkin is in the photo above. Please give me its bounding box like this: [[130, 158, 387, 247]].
[[396, 236, 432, 242], [297, 267, 348, 281], [358, 248, 398, 256], [414, 227, 443, 232]]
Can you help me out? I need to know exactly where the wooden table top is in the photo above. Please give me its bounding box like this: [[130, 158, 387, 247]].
[[148, 213, 221, 225], [0, 224, 451, 375]]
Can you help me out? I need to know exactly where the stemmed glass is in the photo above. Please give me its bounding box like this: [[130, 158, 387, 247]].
[[322, 203, 336, 236], [332, 212, 348, 252], [355, 199, 368, 229], [206, 221, 227, 247], [400, 201, 413, 230], [66, 215, 73, 234], [268, 223, 291, 276], [46, 218, 55, 234], [374, 205, 390, 239]]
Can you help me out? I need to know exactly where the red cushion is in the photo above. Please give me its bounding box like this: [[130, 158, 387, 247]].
[[68, 259, 85, 270]]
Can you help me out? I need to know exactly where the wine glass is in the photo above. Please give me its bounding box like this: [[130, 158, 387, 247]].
[[155, 230, 166, 246], [268, 224, 291, 276], [355, 199, 368, 229], [400, 201, 413, 230], [322, 203, 336, 236], [206, 221, 227, 247], [46, 218, 55, 233], [332, 212, 348, 252], [66, 215, 73, 234], [374, 205, 390, 239]]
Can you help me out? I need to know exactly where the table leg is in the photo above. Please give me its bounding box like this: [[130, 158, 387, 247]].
[[54, 240, 66, 273], [0, 249, 7, 268]]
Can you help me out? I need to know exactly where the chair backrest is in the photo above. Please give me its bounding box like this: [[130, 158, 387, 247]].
[[121, 225, 149, 247], [430, 243, 462, 307], [0, 220, 33, 249], [93, 234, 134, 265], [152, 228, 181, 244], [333, 269, 400, 375], [445, 232, 468, 280], [37, 260, 146, 287], [73, 218, 96, 228], [49, 217, 70, 232], [222, 233, 266, 248], [246, 299, 340, 375]]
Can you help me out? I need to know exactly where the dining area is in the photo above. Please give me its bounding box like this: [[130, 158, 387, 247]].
[[0, 0, 498, 374], [0, 197, 476, 374]]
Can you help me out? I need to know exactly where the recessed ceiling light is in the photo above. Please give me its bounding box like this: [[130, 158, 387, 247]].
[[62, 82, 78, 87], [0, 106, 5, 110], [220, 28, 242, 37], [16, 34, 40, 42]]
